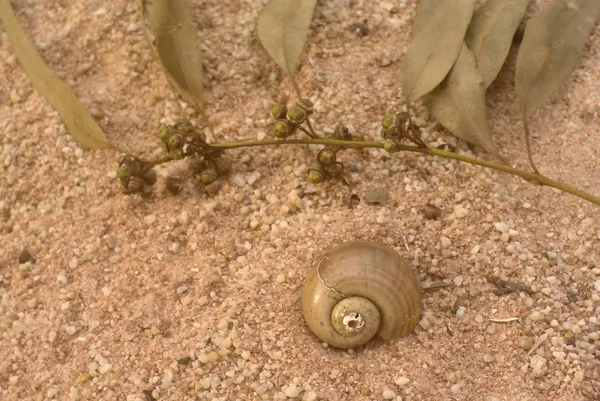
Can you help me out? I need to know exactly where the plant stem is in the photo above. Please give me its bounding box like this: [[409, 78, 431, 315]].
[[209, 138, 600, 206]]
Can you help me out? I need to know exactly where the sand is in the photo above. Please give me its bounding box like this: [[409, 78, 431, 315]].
[[1, 1, 599, 400]]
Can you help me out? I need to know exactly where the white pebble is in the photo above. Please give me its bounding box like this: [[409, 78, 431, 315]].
[[382, 389, 396, 399], [494, 222, 509, 233], [441, 237, 452, 248], [394, 376, 410, 386], [594, 280, 600, 292], [302, 391, 318, 401], [456, 306, 466, 318], [283, 383, 301, 398]]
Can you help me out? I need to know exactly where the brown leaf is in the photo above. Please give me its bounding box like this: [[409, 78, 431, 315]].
[[0, 0, 110, 149], [402, 0, 476, 103], [515, 0, 600, 119], [423, 45, 500, 156], [141, 0, 204, 110], [465, 0, 529, 88], [411, 0, 444, 37], [257, 0, 317, 74]]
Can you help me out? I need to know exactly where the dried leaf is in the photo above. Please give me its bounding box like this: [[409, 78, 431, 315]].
[[515, 0, 600, 119], [257, 0, 317, 74], [141, 0, 204, 110], [465, 0, 529, 88], [402, 0, 476, 103], [411, 0, 444, 37], [423, 45, 499, 156], [0, 0, 110, 149]]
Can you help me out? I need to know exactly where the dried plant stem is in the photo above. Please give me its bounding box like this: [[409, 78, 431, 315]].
[[208, 138, 600, 207], [523, 116, 540, 174]]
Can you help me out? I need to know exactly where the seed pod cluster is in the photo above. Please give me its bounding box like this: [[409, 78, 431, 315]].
[[270, 98, 315, 139], [159, 117, 210, 160], [116, 155, 156, 196]]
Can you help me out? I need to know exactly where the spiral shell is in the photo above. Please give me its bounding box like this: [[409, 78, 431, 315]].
[[302, 241, 422, 349]]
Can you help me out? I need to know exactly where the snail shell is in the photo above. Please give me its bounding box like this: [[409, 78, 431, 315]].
[[302, 241, 422, 349]]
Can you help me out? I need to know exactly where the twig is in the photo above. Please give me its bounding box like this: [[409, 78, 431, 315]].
[[523, 116, 541, 174], [485, 276, 534, 296], [208, 138, 600, 207]]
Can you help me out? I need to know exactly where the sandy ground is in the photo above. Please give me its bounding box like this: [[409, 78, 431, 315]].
[[1, 0, 600, 400]]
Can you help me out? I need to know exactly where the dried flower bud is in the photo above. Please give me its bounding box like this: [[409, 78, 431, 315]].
[[142, 169, 157, 186], [159, 126, 171, 143], [273, 119, 293, 139], [333, 123, 351, 140], [381, 113, 396, 130], [297, 98, 314, 114], [286, 106, 307, 124], [214, 156, 232, 175], [308, 168, 324, 183], [199, 168, 218, 185], [116, 164, 130, 180], [317, 149, 336, 167], [326, 162, 344, 180], [168, 133, 184, 149], [176, 118, 194, 133], [125, 176, 144, 194], [271, 104, 288, 120], [384, 138, 399, 153]]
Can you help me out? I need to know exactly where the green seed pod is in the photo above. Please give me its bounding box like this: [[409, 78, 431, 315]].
[[168, 151, 183, 160], [333, 123, 351, 140], [308, 168, 324, 184], [326, 162, 344, 180], [159, 126, 171, 143], [381, 113, 396, 130], [273, 119, 293, 139], [116, 164, 130, 180], [176, 118, 194, 133], [168, 134, 184, 149], [199, 168, 218, 185], [286, 106, 307, 124], [214, 156, 232, 175], [384, 138, 399, 153], [297, 98, 314, 114], [271, 104, 288, 120], [142, 169, 157, 186], [317, 149, 336, 167]]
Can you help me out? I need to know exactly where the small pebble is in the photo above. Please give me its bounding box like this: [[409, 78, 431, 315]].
[[382, 389, 396, 399]]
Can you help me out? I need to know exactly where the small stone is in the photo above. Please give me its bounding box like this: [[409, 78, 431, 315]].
[[365, 187, 388, 205], [382, 389, 396, 399], [456, 306, 466, 318], [161, 369, 174, 389], [519, 336, 534, 350], [594, 280, 600, 292], [483, 353, 495, 363], [422, 204, 442, 220], [283, 383, 301, 398], [302, 391, 318, 401], [530, 355, 547, 377], [494, 222, 509, 233], [441, 237, 452, 248], [530, 311, 544, 321], [18, 249, 33, 264], [98, 363, 112, 374], [450, 383, 462, 394], [247, 171, 261, 185], [394, 376, 410, 386], [454, 276, 463, 286]]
